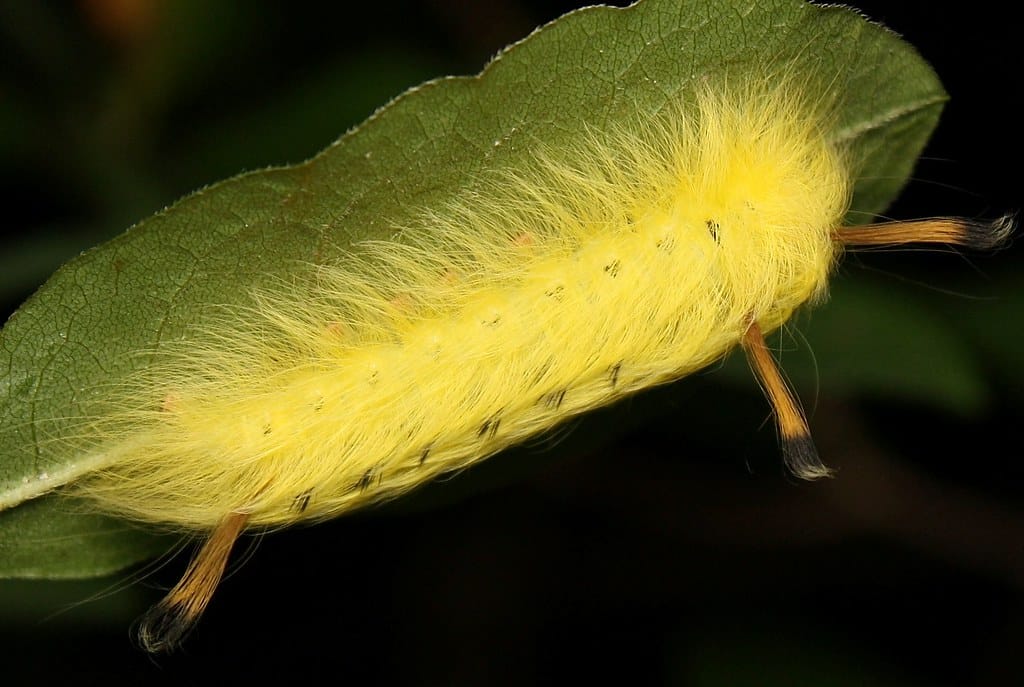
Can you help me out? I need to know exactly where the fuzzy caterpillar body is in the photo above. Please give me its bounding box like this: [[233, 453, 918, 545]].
[[73, 87, 849, 529]]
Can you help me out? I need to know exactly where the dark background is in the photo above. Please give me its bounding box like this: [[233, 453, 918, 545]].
[[0, 1, 1020, 684]]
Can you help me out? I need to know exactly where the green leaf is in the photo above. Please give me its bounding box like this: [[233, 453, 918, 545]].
[[167, 48, 443, 188], [949, 270, 1024, 397], [777, 278, 987, 414], [0, 494, 173, 578], [717, 272, 993, 414], [0, 0, 947, 577]]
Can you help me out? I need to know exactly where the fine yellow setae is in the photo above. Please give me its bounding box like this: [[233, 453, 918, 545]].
[[53, 79, 1005, 651], [75, 86, 848, 530], [6, 8, 1012, 654]]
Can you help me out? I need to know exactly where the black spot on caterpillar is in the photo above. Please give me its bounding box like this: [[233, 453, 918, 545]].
[[542, 389, 569, 410], [478, 415, 502, 440], [706, 219, 721, 243], [292, 489, 313, 513]]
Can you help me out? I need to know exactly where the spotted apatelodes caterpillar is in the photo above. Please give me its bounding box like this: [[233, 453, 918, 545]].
[[0, 0, 1011, 653]]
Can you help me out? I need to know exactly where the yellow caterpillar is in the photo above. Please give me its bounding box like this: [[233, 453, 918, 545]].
[[0, 0, 1011, 654], [85, 82, 1006, 652], [77, 84, 849, 529]]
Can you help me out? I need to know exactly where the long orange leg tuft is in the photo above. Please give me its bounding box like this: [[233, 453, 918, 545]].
[[138, 512, 249, 653], [742, 319, 830, 480]]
